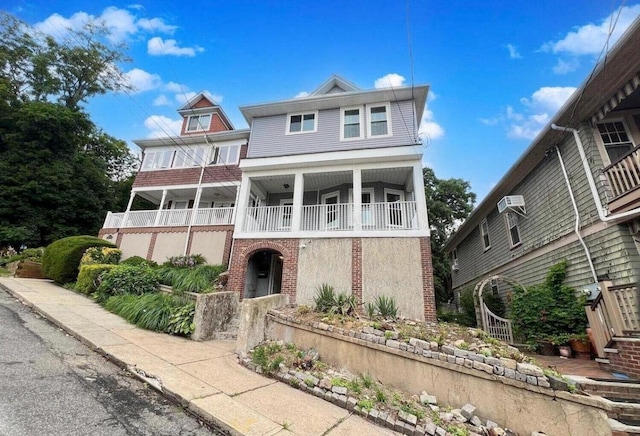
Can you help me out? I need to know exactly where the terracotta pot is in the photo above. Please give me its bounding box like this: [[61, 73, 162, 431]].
[[570, 338, 592, 359], [537, 340, 556, 356]]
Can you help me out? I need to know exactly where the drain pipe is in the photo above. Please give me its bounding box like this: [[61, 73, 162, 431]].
[[551, 124, 640, 222], [554, 145, 599, 284]]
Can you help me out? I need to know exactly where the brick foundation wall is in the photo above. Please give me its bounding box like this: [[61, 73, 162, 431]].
[[147, 233, 158, 260], [227, 239, 299, 301], [607, 338, 640, 378], [420, 237, 437, 322], [352, 238, 363, 309]]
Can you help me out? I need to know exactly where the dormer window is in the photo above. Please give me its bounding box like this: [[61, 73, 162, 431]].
[[341, 106, 364, 140], [286, 111, 317, 134], [186, 114, 211, 132]]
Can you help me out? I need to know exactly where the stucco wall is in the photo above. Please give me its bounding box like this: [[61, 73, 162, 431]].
[[119, 233, 152, 260], [362, 238, 424, 320], [189, 231, 227, 265], [296, 239, 352, 305], [267, 318, 612, 436], [151, 232, 188, 263]]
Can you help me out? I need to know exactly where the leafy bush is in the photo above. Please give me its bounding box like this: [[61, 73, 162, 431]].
[[42, 236, 116, 284], [120, 256, 157, 267], [104, 293, 194, 336], [482, 291, 506, 318], [313, 283, 357, 316], [163, 254, 206, 268], [510, 260, 587, 342], [76, 264, 117, 294], [96, 265, 158, 303], [458, 287, 477, 327], [0, 247, 45, 266], [80, 247, 121, 265], [156, 264, 225, 293]]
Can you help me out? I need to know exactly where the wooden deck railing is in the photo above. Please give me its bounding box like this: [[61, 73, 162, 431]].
[[602, 146, 640, 198]]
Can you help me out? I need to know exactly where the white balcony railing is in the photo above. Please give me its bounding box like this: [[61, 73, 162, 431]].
[[103, 207, 234, 229], [242, 201, 418, 233]]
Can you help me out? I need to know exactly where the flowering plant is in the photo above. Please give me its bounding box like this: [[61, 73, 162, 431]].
[[81, 247, 122, 265]]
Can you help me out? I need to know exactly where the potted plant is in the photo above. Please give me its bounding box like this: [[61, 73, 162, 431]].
[[549, 334, 572, 358], [568, 333, 591, 359]]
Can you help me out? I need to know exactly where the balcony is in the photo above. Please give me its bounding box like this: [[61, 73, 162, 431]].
[[242, 201, 418, 234], [603, 146, 640, 213], [103, 207, 234, 229]]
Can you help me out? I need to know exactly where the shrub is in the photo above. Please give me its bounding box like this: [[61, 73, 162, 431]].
[[510, 260, 587, 342], [42, 236, 116, 284], [80, 247, 121, 265], [163, 254, 206, 268], [76, 264, 117, 294], [104, 293, 194, 336], [374, 295, 398, 318], [313, 284, 356, 316], [96, 265, 158, 303], [120, 256, 157, 267], [0, 247, 45, 266], [156, 264, 225, 293], [482, 291, 506, 318], [459, 287, 477, 327]]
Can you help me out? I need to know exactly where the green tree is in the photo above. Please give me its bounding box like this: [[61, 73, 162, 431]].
[[423, 168, 476, 304], [0, 13, 137, 247]]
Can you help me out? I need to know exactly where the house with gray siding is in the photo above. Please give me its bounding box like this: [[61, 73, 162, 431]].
[[444, 18, 640, 377], [100, 76, 437, 321]]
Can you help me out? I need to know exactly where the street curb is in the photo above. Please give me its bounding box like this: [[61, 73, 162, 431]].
[[0, 280, 232, 435]]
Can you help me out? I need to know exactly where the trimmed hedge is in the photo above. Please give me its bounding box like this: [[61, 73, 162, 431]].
[[42, 236, 116, 284], [96, 265, 159, 303], [76, 264, 117, 294]]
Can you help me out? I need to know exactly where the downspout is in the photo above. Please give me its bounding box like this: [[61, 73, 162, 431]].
[[551, 124, 640, 222], [554, 146, 599, 283]]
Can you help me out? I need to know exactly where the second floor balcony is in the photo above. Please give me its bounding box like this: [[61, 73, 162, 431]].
[[103, 207, 235, 229]]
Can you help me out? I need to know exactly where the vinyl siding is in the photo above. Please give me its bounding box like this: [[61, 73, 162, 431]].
[[247, 100, 416, 158], [452, 122, 640, 294]]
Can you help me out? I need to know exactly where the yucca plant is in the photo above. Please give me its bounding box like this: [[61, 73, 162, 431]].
[[374, 295, 398, 319], [314, 283, 337, 313]]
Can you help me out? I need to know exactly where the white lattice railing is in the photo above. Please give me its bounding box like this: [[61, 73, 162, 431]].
[[102, 207, 234, 228]]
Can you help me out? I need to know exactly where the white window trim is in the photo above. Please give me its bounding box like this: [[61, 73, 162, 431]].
[[279, 198, 294, 230], [321, 190, 340, 204], [141, 150, 175, 171], [505, 212, 522, 248], [348, 187, 375, 203], [384, 188, 405, 202], [210, 144, 241, 166], [340, 105, 364, 141], [285, 111, 318, 135], [595, 117, 636, 165], [480, 218, 491, 251], [186, 114, 212, 132], [366, 102, 392, 138]]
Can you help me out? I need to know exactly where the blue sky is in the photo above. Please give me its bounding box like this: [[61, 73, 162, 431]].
[[5, 1, 640, 202]]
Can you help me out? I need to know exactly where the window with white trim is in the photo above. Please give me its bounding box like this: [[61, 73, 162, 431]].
[[210, 145, 240, 165], [340, 107, 363, 140], [367, 103, 391, 137], [173, 147, 206, 168], [287, 112, 317, 134], [186, 114, 211, 132], [597, 120, 634, 162], [505, 212, 521, 247], [141, 150, 174, 170], [480, 219, 491, 250]]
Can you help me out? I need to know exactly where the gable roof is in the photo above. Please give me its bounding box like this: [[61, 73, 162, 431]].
[[177, 92, 234, 130], [443, 16, 640, 253], [310, 75, 360, 95]]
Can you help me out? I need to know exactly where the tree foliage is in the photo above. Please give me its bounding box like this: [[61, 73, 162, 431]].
[[0, 13, 137, 247], [423, 168, 476, 304]]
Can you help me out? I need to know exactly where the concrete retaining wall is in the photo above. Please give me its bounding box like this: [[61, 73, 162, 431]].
[[236, 294, 289, 354], [266, 315, 613, 436], [192, 291, 239, 341]]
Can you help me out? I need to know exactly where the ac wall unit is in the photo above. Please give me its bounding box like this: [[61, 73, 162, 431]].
[[451, 261, 459, 272], [497, 195, 526, 217]]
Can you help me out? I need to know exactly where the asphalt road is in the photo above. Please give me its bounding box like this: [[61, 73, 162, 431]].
[[0, 287, 221, 436]]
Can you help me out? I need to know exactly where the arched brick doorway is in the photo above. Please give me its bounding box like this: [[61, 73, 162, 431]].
[[244, 249, 283, 299]]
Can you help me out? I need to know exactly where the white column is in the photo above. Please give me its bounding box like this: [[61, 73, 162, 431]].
[[189, 187, 203, 226], [231, 185, 241, 224], [291, 172, 304, 232], [122, 191, 136, 227], [353, 169, 362, 231], [235, 174, 252, 233], [412, 163, 430, 233], [154, 189, 168, 226]]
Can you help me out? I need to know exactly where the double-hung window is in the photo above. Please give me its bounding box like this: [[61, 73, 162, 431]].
[[505, 213, 521, 247], [341, 107, 363, 140], [287, 112, 317, 134], [597, 121, 634, 163], [186, 114, 211, 132], [480, 219, 491, 250], [367, 103, 391, 137]]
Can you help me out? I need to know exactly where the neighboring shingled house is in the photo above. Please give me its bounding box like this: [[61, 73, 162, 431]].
[[100, 76, 436, 321], [444, 18, 640, 377]]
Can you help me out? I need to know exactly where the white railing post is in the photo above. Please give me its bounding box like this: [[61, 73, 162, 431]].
[[154, 189, 168, 226], [353, 169, 362, 231], [292, 173, 304, 232], [236, 175, 252, 232], [122, 191, 136, 228]]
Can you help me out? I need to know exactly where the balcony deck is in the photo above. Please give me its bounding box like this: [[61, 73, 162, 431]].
[[103, 207, 234, 228]]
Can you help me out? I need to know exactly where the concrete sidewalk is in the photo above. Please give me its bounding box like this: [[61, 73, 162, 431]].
[[0, 278, 397, 436]]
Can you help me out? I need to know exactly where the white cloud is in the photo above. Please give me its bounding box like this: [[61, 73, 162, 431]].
[[164, 82, 185, 93], [506, 44, 522, 59], [541, 4, 640, 56], [144, 115, 183, 138], [295, 91, 310, 98], [123, 68, 161, 93], [522, 86, 577, 113], [552, 58, 580, 74], [147, 37, 204, 57], [153, 94, 171, 106], [34, 7, 178, 43], [419, 108, 445, 141], [374, 73, 405, 89]]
